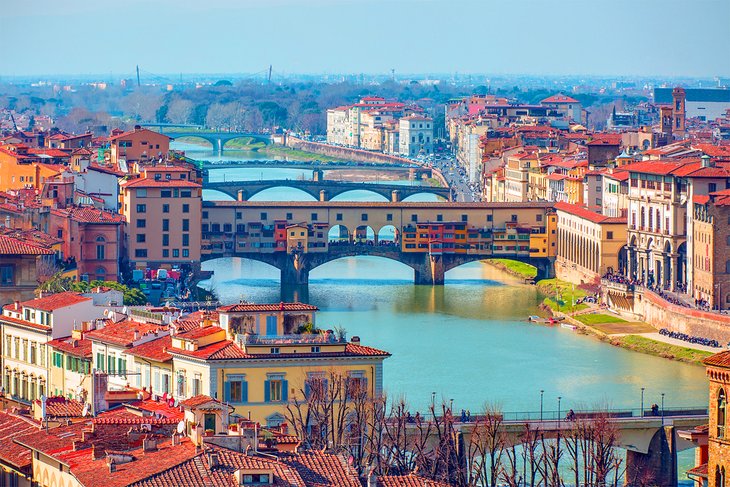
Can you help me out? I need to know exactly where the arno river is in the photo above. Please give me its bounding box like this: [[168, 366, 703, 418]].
[[177, 142, 707, 478]]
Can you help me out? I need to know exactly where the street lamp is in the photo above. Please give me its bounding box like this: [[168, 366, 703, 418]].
[[661, 393, 665, 424], [449, 398, 454, 414], [558, 396, 562, 423], [540, 390, 544, 421], [431, 391, 436, 407], [641, 387, 645, 417]]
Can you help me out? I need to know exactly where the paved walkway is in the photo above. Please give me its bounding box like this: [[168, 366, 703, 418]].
[[636, 332, 723, 353]]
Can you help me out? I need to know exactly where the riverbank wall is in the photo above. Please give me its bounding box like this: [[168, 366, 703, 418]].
[[285, 137, 449, 188], [603, 285, 730, 344]]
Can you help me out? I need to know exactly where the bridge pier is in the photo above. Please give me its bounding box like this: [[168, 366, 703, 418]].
[[413, 254, 445, 285], [533, 257, 556, 281], [281, 251, 310, 286], [624, 426, 678, 487]]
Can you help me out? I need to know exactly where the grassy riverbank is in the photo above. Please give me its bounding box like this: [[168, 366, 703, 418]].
[[608, 335, 712, 365], [485, 259, 537, 280], [536, 278, 589, 312], [175, 136, 344, 163]]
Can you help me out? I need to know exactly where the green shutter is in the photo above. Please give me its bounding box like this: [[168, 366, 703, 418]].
[[242, 381, 248, 403], [281, 380, 288, 402], [224, 381, 231, 402], [264, 380, 271, 402]]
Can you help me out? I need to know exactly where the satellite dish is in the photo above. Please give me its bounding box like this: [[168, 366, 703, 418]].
[[82, 403, 90, 417], [177, 420, 185, 434]]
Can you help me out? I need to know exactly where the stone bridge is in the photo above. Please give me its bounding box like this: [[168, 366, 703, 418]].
[[201, 245, 554, 286], [146, 126, 272, 152], [411, 407, 708, 487], [203, 179, 452, 202]]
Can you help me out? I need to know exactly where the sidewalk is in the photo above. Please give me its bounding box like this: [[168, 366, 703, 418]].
[[636, 332, 723, 353]]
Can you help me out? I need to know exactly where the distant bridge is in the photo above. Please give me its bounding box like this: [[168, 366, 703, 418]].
[[200, 200, 558, 286], [412, 406, 708, 487], [144, 125, 271, 151], [203, 179, 451, 202], [201, 160, 425, 172]]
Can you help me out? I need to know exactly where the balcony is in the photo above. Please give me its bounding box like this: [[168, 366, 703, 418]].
[[237, 332, 347, 347]]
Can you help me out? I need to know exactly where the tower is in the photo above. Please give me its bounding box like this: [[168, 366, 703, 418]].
[[671, 87, 686, 137]]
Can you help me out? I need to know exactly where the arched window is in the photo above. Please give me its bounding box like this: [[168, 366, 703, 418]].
[[717, 466, 726, 487], [655, 209, 661, 232], [718, 388, 727, 439], [640, 208, 646, 229], [95, 236, 106, 261], [648, 209, 653, 230]]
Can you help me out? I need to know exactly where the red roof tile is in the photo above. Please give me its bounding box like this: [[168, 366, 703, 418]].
[[218, 302, 318, 313], [125, 335, 172, 362], [554, 202, 627, 224], [0, 412, 39, 470], [541, 94, 579, 104], [47, 336, 93, 358], [378, 474, 453, 487], [170, 339, 390, 361], [51, 206, 125, 224], [0, 234, 54, 255], [120, 177, 201, 189], [19, 292, 91, 311], [33, 396, 86, 418], [703, 350, 730, 368], [85, 320, 167, 347]]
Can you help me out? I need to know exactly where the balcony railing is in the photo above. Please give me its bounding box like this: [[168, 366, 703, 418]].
[[237, 333, 347, 346]]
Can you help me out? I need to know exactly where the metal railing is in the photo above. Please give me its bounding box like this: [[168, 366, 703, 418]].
[[238, 333, 347, 346]]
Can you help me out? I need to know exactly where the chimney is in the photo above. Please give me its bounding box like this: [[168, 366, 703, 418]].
[[209, 452, 219, 468], [14, 301, 19, 310], [171, 433, 179, 446], [133, 330, 140, 341], [108, 462, 116, 473], [280, 423, 288, 435], [351, 336, 360, 344], [701, 154, 714, 168], [143, 438, 158, 452]]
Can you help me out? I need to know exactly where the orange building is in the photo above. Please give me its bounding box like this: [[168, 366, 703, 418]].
[[120, 165, 202, 270], [109, 127, 171, 168], [0, 145, 65, 192]]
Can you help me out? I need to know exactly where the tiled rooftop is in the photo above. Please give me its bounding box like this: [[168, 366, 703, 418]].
[[0, 412, 39, 470], [218, 302, 318, 313], [85, 320, 167, 347], [16, 292, 92, 312]]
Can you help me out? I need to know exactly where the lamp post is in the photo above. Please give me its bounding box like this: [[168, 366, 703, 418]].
[[449, 398, 454, 414], [558, 396, 562, 424], [661, 393, 665, 424], [540, 389, 544, 421], [641, 387, 645, 417]]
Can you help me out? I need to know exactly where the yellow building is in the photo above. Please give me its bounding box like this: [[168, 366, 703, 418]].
[[47, 332, 92, 400], [165, 304, 389, 426]]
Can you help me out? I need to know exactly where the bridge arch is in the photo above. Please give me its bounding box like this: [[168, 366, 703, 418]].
[[353, 225, 376, 244], [246, 186, 319, 202], [219, 135, 270, 150], [328, 189, 391, 202], [402, 192, 449, 202], [327, 224, 351, 243], [377, 225, 398, 244], [171, 134, 216, 149]]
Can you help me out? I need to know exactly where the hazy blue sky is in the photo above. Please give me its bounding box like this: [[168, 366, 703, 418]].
[[2, 0, 728, 77]]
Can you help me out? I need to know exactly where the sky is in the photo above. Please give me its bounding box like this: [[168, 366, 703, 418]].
[[1, 0, 729, 78]]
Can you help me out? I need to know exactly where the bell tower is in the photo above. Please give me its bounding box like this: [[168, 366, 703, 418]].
[[671, 87, 686, 137]]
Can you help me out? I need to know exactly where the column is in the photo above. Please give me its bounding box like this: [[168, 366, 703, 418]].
[[670, 254, 678, 293]]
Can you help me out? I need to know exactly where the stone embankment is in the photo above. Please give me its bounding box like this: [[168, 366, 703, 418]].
[[286, 137, 449, 188]]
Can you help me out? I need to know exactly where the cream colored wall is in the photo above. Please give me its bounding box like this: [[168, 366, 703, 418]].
[[33, 452, 80, 487]]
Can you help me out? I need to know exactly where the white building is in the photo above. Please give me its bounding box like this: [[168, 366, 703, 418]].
[[398, 115, 433, 157]]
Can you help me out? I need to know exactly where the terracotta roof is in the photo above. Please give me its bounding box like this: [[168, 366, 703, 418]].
[[179, 395, 219, 409], [279, 450, 361, 487], [51, 206, 125, 224], [19, 292, 91, 311], [703, 350, 730, 368], [686, 463, 708, 478], [218, 302, 318, 313], [0, 412, 39, 471], [34, 396, 86, 418], [541, 94, 579, 104], [125, 335, 172, 362], [85, 320, 167, 347], [378, 474, 453, 487], [47, 336, 93, 358], [710, 189, 730, 207], [120, 177, 201, 189], [170, 340, 390, 361], [554, 202, 627, 224], [0, 234, 54, 255]]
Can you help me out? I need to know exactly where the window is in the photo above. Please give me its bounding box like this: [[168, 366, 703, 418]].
[[136, 189, 147, 198], [136, 234, 146, 243], [162, 234, 169, 246], [173, 249, 180, 258], [162, 219, 169, 231], [260, 212, 267, 220], [182, 204, 189, 213], [311, 213, 318, 221], [0, 265, 14, 286], [487, 214, 493, 222], [203, 211, 208, 219], [162, 204, 170, 213], [183, 234, 189, 246], [192, 373, 201, 396], [135, 249, 148, 258], [182, 249, 189, 258], [311, 346, 320, 353], [607, 231, 614, 240], [265, 375, 287, 403], [162, 249, 169, 258], [225, 375, 247, 403], [181, 190, 192, 198], [336, 213, 343, 221], [136, 204, 146, 213], [223, 223, 232, 232], [387, 213, 393, 221], [136, 219, 146, 228], [96, 244, 105, 260], [361, 213, 368, 221], [436, 214, 443, 222], [718, 388, 727, 439]]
